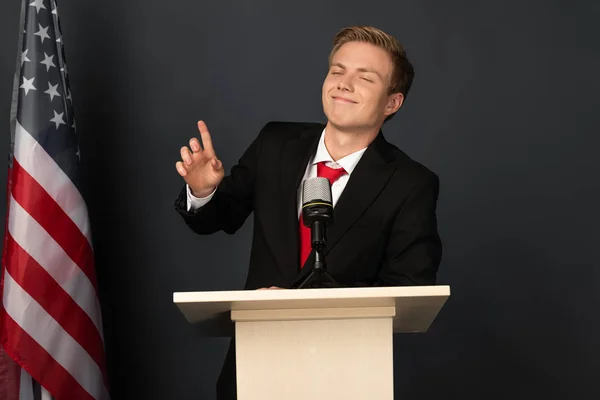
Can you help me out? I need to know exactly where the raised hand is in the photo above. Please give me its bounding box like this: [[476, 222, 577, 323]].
[[176, 120, 225, 198]]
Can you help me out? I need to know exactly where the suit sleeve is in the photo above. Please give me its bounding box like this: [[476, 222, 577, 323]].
[[376, 173, 442, 286], [174, 125, 267, 235]]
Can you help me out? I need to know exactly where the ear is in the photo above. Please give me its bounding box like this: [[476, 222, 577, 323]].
[[383, 92, 404, 117]]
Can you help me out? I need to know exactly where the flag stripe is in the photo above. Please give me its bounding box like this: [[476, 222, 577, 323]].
[[40, 387, 51, 400], [10, 158, 97, 290], [0, 348, 20, 400], [13, 122, 91, 245], [18, 369, 33, 400], [0, 313, 94, 400], [4, 234, 107, 381], [2, 270, 108, 400], [7, 195, 103, 334]]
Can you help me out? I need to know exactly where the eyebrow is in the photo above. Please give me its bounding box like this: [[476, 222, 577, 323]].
[[331, 63, 383, 80]]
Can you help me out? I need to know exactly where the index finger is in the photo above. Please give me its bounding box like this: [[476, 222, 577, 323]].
[[197, 120, 215, 155]]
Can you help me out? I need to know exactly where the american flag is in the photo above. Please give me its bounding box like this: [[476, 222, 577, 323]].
[[0, 1, 110, 399]]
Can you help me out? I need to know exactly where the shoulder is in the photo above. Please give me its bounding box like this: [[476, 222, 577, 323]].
[[381, 137, 439, 188]]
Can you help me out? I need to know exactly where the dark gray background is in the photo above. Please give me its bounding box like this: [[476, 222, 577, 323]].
[[1, 0, 599, 399]]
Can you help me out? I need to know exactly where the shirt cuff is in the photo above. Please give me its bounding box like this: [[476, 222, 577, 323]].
[[186, 185, 216, 211]]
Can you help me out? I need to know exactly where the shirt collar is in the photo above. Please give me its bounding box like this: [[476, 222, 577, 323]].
[[311, 128, 368, 175]]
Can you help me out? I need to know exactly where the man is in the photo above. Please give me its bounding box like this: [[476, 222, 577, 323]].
[[174, 26, 442, 399]]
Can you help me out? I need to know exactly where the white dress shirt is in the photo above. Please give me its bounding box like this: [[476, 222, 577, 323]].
[[186, 129, 368, 214]]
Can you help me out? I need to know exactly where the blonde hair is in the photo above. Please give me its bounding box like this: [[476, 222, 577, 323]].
[[328, 26, 414, 98]]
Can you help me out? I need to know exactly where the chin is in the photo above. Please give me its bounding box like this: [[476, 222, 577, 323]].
[[324, 109, 350, 124], [329, 115, 382, 134]]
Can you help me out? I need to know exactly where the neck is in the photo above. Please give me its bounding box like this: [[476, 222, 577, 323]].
[[323, 122, 380, 161]]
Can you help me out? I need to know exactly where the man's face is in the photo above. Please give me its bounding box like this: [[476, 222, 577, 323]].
[[322, 41, 403, 132]]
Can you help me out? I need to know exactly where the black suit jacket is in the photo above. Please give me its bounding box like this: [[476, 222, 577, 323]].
[[174, 121, 442, 399]]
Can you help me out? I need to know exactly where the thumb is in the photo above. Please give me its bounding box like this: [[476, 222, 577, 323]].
[[211, 157, 222, 170]]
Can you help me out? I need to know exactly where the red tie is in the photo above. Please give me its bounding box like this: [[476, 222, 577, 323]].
[[299, 162, 347, 268]]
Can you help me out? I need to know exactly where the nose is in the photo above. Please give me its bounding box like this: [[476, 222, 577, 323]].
[[337, 75, 353, 92]]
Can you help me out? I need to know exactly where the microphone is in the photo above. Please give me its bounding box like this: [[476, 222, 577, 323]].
[[295, 177, 340, 289], [302, 177, 333, 252]]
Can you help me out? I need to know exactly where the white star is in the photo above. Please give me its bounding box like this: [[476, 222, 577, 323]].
[[45, 82, 61, 101], [34, 24, 50, 43], [21, 49, 31, 66], [56, 36, 62, 45], [52, 5, 57, 15], [20, 76, 36, 95], [66, 89, 72, 103], [29, 0, 46, 13], [50, 110, 66, 129], [40, 52, 56, 71]]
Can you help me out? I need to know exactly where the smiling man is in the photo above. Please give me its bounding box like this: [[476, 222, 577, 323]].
[[174, 25, 442, 400]]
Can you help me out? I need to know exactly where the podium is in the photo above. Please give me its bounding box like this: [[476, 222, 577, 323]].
[[174, 285, 450, 400]]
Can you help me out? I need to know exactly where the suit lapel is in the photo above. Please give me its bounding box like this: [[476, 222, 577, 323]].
[[272, 126, 321, 281], [292, 132, 397, 287], [325, 133, 396, 253]]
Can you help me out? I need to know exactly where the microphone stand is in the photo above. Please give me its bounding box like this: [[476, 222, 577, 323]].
[[295, 221, 341, 289]]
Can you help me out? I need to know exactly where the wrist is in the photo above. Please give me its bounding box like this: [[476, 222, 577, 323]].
[[190, 186, 215, 199]]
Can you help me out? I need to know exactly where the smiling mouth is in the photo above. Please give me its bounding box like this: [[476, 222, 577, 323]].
[[332, 96, 356, 104]]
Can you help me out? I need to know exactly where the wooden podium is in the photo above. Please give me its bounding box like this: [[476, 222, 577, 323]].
[[174, 286, 450, 400]]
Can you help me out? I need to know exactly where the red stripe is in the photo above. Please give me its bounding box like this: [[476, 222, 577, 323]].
[[3, 235, 108, 386], [10, 159, 97, 291], [0, 347, 21, 400], [1, 166, 14, 312], [0, 166, 18, 400], [0, 312, 95, 400]]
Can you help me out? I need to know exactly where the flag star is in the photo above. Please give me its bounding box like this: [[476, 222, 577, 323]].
[[66, 89, 72, 103], [50, 110, 66, 129], [21, 49, 31, 66], [34, 24, 50, 43], [40, 52, 56, 71], [20, 76, 36, 95], [52, 5, 57, 15], [29, 0, 46, 13], [45, 82, 61, 101], [56, 36, 62, 45]]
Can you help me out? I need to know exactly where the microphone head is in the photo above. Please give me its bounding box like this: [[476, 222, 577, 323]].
[[302, 177, 332, 206], [302, 177, 333, 227]]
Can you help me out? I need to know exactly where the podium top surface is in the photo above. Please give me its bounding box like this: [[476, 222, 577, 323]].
[[173, 285, 450, 334]]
